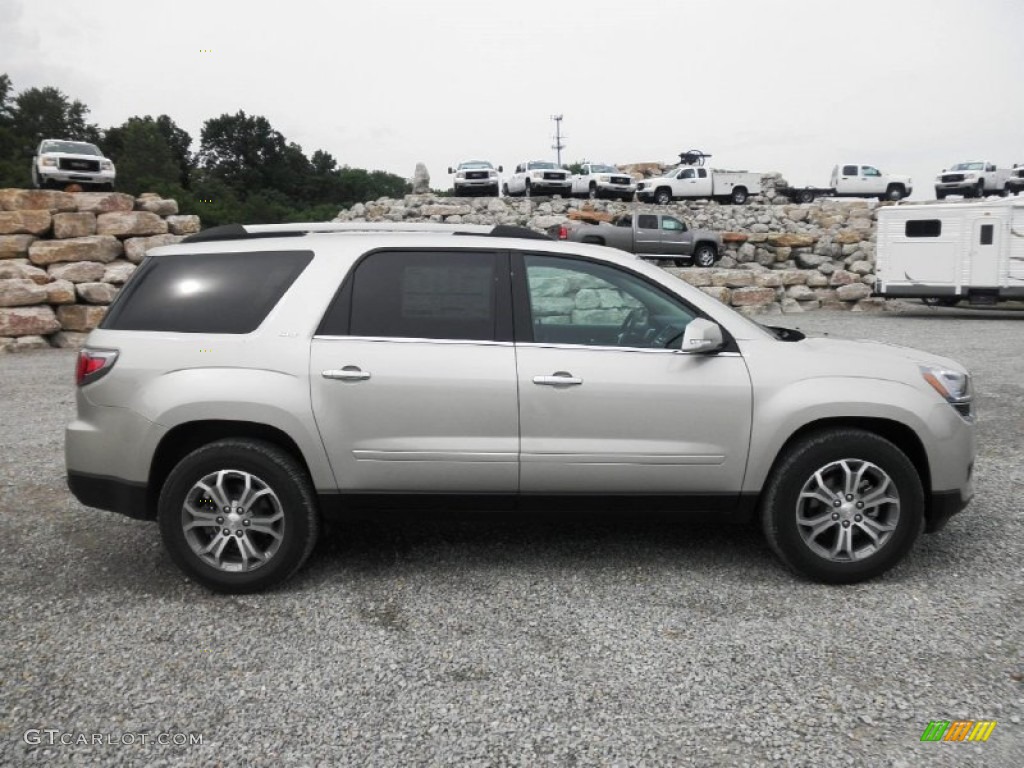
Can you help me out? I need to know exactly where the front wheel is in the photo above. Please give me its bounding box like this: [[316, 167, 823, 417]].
[[885, 186, 904, 201], [975, 182, 986, 199], [654, 188, 672, 205], [935, 191, 947, 200], [523, 181, 532, 198], [588, 184, 598, 200], [158, 439, 319, 593], [502, 183, 510, 197], [760, 429, 924, 584], [692, 243, 716, 268]]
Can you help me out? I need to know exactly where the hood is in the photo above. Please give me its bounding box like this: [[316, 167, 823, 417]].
[[791, 335, 966, 379]]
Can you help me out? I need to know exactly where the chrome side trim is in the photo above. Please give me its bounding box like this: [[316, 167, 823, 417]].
[[353, 450, 516, 463]]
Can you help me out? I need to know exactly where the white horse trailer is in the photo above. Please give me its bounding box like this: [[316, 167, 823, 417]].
[[875, 199, 1024, 305]]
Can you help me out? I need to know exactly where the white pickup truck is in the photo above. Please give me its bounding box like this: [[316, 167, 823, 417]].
[[935, 161, 1014, 199], [635, 161, 761, 205], [570, 163, 636, 201], [777, 164, 913, 203]]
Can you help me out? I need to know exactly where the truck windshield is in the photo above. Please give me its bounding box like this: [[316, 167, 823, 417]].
[[40, 141, 102, 156], [950, 162, 984, 171], [459, 161, 493, 170], [590, 164, 618, 173], [528, 162, 559, 170]]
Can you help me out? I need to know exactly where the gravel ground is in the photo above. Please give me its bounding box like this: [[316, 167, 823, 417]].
[[1, 306, 1021, 767]]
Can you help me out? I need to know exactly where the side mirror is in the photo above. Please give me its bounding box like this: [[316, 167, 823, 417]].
[[679, 318, 724, 354], [447, 167, 455, 174], [497, 165, 503, 173]]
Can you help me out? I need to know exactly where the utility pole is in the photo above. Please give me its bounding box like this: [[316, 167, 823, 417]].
[[550, 115, 566, 166]]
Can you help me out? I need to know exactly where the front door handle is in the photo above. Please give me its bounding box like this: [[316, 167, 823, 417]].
[[533, 372, 583, 386], [322, 366, 371, 381]]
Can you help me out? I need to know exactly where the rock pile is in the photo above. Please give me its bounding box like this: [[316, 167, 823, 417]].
[[333, 191, 884, 315], [0, 189, 200, 352]]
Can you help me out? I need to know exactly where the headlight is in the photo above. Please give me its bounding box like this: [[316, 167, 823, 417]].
[[489, 170, 497, 177], [101, 160, 114, 171], [964, 173, 976, 180], [41, 157, 57, 167], [598, 175, 610, 183], [531, 171, 543, 179], [456, 172, 465, 179], [920, 365, 972, 418]]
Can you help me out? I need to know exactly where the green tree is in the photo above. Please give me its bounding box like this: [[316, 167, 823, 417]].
[[101, 116, 187, 199]]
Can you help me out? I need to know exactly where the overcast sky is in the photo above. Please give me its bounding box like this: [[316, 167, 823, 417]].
[[3, 0, 1022, 199]]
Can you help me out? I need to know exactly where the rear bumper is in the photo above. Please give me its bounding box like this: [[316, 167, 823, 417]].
[[67, 471, 153, 520]]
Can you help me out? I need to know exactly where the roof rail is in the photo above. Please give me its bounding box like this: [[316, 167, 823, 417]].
[[181, 222, 552, 244]]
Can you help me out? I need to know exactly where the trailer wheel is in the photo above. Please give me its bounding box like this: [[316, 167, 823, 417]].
[[654, 188, 672, 205], [797, 189, 815, 204], [730, 187, 749, 205], [885, 186, 904, 201]]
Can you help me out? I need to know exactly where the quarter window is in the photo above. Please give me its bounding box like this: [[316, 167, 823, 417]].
[[101, 250, 313, 333], [905, 220, 942, 238], [523, 255, 696, 349], [325, 250, 504, 341]]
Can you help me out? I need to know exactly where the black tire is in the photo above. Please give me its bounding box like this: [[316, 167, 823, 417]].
[[524, 181, 532, 198], [797, 189, 815, 204], [760, 428, 924, 584], [490, 184, 499, 197], [922, 297, 960, 307], [975, 182, 985, 199], [935, 191, 947, 200], [692, 243, 716, 268], [999, 185, 1009, 198], [885, 186, 904, 201], [588, 183, 598, 200], [621, 194, 634, 203], [158, 439, 319, 593], [502, 183, 510, 197], [654, 188, 672, 205], [730, 186, 749, 205]]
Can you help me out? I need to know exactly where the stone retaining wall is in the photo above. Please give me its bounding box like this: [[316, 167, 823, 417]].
[[0, 189, 200, 352], [334, 193, 886, 316]]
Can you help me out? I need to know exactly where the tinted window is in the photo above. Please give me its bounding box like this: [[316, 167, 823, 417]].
[[905, 220, 942, 238], [344, 250, 502, 341], [523, 255, 696, 349], [980, 224, 993, 245], [842, 165, 858, 176], [637, 215, 658, 229], [101, 250, 312, 333]]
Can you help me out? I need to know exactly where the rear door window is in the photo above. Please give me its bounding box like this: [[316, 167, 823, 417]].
[[101, 250, 313, 333]]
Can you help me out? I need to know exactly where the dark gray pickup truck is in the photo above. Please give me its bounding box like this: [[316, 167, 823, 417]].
[[555, 212, 722, 267]]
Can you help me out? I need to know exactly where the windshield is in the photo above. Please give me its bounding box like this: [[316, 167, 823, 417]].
[[40, 141, 102, 156], [950, 162, 984, 171], [527, 161, 559, 170], [459, 161, 493, 170], [590, 164, 618, 173]]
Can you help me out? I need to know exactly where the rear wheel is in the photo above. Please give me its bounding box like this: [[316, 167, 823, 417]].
[[158, 439, 319, 593], [761, 428, 924, 584], [797, 189, 815, 204], [730, 187, 749, 205], [692, 243, 716, 268]]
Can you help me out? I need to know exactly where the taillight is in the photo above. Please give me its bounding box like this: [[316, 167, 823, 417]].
[[558, 225, 568, 240], [76, 348, 118, 386]]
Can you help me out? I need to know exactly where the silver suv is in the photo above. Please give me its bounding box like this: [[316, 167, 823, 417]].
[[66, 223, 976, 592]]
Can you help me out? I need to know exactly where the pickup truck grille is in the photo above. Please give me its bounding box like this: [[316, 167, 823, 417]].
[[543, 172, 566, 181], [941, 173, 965, 183], [465, 171, 488, 180], [58, 158, 100, 172], [610, 176, 632, 185]]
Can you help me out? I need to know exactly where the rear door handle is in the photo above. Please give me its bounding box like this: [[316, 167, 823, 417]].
[[533, 372, 583, 386], [322, 366, 371, 381]]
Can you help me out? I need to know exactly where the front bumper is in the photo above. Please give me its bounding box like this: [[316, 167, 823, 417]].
[[935, 182, 980, 195], [454, 177, 499, 189], [39, 168, 115, 186], [593, 183, 636, 198]]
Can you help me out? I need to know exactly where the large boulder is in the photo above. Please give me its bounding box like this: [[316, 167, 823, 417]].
[[0, 278, 47, 307], [102, 261, 137, 284], [0, 189, 77, 212], [29, 235, 123, 265], [165, 215, 201, 235], [48, 261, 107, 283], [0, 210, 52, 235], [96, 211, 168, 237], [836, 282, 872, 301], [44, 279, 76, 305], [134, 196, 179, 216], [0, 262, 48, 284], [75, 282, 119, 305], [73, 192, 135, 214], [124, 233, 184, 263], [412, 163, 430, 194], [0, 306, 61, 337], [0, 235, 36, 259], [730, 287, 778, 307], [56, 304, 107, 332], [52, 212, 97, 239]]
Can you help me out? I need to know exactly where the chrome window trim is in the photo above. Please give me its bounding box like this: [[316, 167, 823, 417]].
[[313, 335, 514, 348], [313, 335, 740, 356]]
